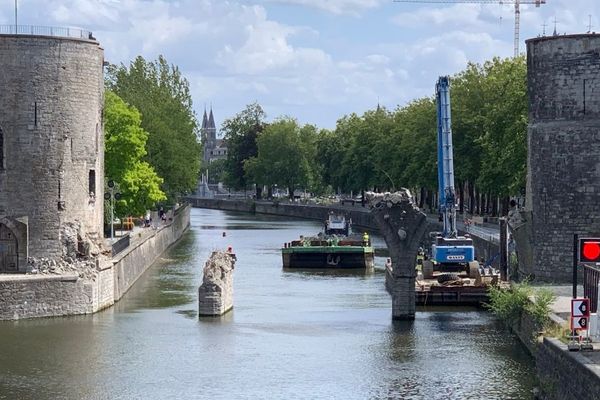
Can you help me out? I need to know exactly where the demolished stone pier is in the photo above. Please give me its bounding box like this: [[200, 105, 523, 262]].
[[198, 250, 236, 316], [367, 190, 428, 320]]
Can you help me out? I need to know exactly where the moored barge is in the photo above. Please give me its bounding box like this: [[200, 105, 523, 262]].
[[281, 213, 374, 269]]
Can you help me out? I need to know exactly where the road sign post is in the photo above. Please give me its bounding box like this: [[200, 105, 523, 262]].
[[573, 234, 579, 298], [571, 236, 600, 351], [570, 298, 591, 350], [572, 298, 590, 318]]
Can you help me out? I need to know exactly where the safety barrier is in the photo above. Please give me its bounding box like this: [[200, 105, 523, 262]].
[[583, 264, 600, 313], [111, 234, 130, 257]]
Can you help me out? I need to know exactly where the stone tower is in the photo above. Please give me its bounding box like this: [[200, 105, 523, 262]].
[[0, 31, 105, 272], [520, 34, 600, 281]]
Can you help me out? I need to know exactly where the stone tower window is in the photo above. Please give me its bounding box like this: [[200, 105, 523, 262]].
[[89, 169, 96, 196]]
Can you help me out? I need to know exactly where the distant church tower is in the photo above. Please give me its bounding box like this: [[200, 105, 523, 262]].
[[201, 107, 227, 165], [201, 107, 217, 164]]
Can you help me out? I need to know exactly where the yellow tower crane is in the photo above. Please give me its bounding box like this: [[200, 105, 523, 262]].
[[393, 0, 546, 57]]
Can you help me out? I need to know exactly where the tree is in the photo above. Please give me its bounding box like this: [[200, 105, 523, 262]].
[[393, 98, 437, 200], [221, 102, 266, 194], [244, 117, 312, 199], [103, 91, 166, 217], [476, 56, 527, 197], [106, 55, 201, 200]]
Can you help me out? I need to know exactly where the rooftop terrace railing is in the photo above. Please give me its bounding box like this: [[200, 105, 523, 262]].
[[0, 25, 94, 40]]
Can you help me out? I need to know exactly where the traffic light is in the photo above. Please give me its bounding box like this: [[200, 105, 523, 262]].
[[578, 237, 600, 263]]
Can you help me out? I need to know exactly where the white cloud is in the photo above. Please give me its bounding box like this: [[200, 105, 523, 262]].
[[267, 0, 384, 15], [6, 0, 600, 128]]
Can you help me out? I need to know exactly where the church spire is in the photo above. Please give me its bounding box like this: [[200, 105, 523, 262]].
[[208, 107, 216, 129], [201, 108, 208, 130]]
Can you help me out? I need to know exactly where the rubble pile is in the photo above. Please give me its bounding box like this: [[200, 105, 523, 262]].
[[365, 189, 417, 210], [26, 221, 106, 281], [26, 256, 98, 280]]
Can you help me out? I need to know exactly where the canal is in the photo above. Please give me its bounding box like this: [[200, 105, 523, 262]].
[[0, 208, 535, 399]]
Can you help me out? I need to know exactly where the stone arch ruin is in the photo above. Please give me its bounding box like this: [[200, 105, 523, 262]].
[[367, 190, 430, 320]]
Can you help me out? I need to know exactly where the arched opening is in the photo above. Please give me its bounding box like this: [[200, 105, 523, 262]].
[[0, 223, 18, 272]]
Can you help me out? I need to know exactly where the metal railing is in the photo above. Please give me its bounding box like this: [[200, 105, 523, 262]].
[[111, 234, 130, 257], [0, 25, 93, 40], [583, 264, 600, 313]]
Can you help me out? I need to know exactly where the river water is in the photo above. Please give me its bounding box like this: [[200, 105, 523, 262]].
[[0, 208, 535, 400]]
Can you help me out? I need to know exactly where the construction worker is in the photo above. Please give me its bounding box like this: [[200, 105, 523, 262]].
[[362, 232, 370, 246], [416, 247, 424, 271]]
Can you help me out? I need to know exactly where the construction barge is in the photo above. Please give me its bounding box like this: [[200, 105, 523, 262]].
[[386, 262, 502, 306], [282, 213, 374, 270]]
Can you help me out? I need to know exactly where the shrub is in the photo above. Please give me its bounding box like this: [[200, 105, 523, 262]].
[[526, 288, 556, 332], [487, 282, 531, 326], [487, 282, 556, 332]]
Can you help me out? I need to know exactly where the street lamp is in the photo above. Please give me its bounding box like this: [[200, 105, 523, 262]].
[[104, 180, 121, 241]]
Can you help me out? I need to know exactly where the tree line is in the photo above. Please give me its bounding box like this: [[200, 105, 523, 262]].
[[103, 55, 202, 219], [220, 56, 527, 216], [101, 54, 526, 219]]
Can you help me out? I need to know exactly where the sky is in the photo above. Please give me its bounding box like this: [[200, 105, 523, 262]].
[[2, 0, 599, 130]]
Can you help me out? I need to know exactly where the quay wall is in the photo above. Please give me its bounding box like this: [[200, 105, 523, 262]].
[[0, 205, 190, 320], [187, 197, 498, 263], [507, 305, 600, 400], [113, 205, 190, 300], [0, 274, 93, 319], [188, 197, 378, 230], [536, 337, 600, 400]]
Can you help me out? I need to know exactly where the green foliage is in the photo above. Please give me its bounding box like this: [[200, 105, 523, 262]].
[[103, 91, 166, 217], [244, 117, 316, 199], [221, 102, 266, 190], [475, 56, 528, 195], [487, 282, 531, 327], [527, 288, 556, 332], [487, 283, 556, 332], [310, 56, 526, 211], [106, 55, 201, 200], [221, 56, 527, 209]]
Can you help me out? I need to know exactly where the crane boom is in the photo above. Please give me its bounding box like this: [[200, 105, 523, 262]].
[[393, 0, 546, 57], [435, 76, 457, 237], [420, 76, 478, 280]]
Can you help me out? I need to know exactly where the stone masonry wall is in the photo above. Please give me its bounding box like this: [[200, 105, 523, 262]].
[[113, 205, 190, 301], [536, 337, 600, 400], [526, 34, 600, 281], [0, 35, 104, 261], [0, 274, 92, 320], [188, 197, 381, 230], [0, 205, 190, 320]]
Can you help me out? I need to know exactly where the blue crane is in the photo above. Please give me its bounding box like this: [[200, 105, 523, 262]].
[[422, 76, 479, 280]]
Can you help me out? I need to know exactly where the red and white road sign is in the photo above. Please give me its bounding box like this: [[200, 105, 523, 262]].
[[571, 316, 589, 330], [571, 298, 590, 317]]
